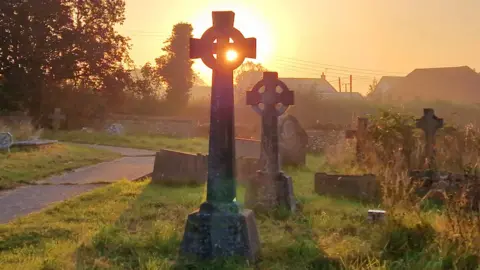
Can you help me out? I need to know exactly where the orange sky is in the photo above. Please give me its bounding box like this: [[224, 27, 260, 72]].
[[117, 0, 480, 95]]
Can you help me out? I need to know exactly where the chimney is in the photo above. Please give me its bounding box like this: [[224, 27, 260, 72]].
[[321, 72, 326, 80]]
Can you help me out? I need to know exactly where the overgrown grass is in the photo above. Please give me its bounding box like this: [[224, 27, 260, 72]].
[[2, 152, 477, 269], [0, 144, 120, 190], [43, 130, 209, 153]]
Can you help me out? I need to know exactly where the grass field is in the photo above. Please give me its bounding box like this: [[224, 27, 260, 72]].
[[1, 151, 476, 270], [43, 130, 209, 153], [0, 144, 120, 190]]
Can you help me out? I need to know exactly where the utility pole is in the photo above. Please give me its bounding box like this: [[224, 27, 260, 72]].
[[338, 77, 341, 92], [350, 75, 353, 93]]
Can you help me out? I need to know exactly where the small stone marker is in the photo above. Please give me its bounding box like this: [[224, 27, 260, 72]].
[[345, 117, 369, 163], [416, 108, 443, 169], [49, 108, 66, 131], [106, 123, 124, 135], [245, 71, 296, 212], [278, 114, 308, 167], [367, 209, 386, 222], [180, 11, 260, 263], [0, 132, 13, 152]]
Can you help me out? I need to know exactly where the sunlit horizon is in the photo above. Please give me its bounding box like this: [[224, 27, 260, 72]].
[[118, 0, 480, 94]]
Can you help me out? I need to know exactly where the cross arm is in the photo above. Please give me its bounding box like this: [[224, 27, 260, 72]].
[[190, 38, 214, 59], [246, 90, 261, 106]]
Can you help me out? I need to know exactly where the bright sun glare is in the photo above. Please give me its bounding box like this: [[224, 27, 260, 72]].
[[226, 50, 238, 62]]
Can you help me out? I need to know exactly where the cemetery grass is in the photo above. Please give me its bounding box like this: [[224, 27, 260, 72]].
[[1, 156, 477, 269], [0, 144, 120, 190], [44, 130, 209, 153]]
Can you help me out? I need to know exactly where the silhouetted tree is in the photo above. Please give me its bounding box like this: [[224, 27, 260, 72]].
[[129, 63, 164, 99], [0, 0, 130, 124], [155, 23, 194, 112], [234, 61, 267, 104], [367, 77, 378, 95]]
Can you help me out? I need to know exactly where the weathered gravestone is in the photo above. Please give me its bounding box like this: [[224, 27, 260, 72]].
[[152, 149, 208, 185], [106, 123, 125, 135], [345, 117, 369, 163], [49, 108, 66, 131], [244, 71, 296, 211], [278, 114, 308, 167], [416, 108, 443, 170], [0, 132, 57, 151], [179, 11, 260, 263], [314, 173, 380, 203], [0, 132, 13, 152]]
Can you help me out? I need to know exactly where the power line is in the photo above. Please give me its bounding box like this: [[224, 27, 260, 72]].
[[273, 57, 397, 77], [277, 56, 406, 75], [269, 60, 374, 79]]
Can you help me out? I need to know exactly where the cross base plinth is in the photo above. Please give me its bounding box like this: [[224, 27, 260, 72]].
[[244, 171, 296, 212], [179, 207, 260, 263]]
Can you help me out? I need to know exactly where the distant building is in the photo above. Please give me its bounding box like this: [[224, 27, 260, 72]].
[[387, 66, 480, 104], [279, 73, 337, 95], [368, 76, 404, 102]]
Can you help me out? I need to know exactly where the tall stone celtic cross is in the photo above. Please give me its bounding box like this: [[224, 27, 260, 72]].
[[346, 117, 369, 162], [416, 108, 443, 169], [190, 11, 256, 209], [49, 108, 66, 131], [246, 72, 294, 175]]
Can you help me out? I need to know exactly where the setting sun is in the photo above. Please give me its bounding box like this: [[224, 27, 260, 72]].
[[226, 50, 238, 62]]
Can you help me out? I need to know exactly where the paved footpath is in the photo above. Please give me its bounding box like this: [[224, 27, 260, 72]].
[[0, 144, 156, 224]]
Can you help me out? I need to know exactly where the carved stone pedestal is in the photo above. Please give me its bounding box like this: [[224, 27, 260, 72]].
[[180, 203, 260, 263], [245, 171, 296, 212]]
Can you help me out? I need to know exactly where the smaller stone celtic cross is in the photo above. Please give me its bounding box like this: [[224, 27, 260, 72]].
[[246, 72, 296, 212], [246, 72, 294, 174], [346, 117, 369, 162], [0, 132, 13, 153], [49, 108, 66, 131], [416, 108, 443, 169]]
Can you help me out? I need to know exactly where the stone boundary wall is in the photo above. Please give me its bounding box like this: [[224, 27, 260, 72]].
[[306, 129, 347, 153], [0, 113, 32, 127], [106, 113, 199, 138]]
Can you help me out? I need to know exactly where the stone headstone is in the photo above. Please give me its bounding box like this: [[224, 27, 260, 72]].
[[49, 108, 66, 131], [416, 108, 443, 169], [0, 132, 13, 152], [278, 114, 308, 167], [152, 149, 208, 185], [346, 117, 369, 163], [180, 11, 260, 263], [106, 123, 124, 135], [314, 173, 380, 203], [367, 210, 386, 223], [245, 72, 296, 212]]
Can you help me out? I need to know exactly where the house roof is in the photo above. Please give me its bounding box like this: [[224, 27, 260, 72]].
[[369, 76, 404, 98], [321, 92, 364, 100], [279, 73, 337, 93], [388, 66, 480, 103]]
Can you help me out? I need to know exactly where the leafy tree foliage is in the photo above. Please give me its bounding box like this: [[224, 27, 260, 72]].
[[155, 23, 194, 112], [367, 77, 378, 95], [234, 61, 267, 104], [0, 0, 130, 124]]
